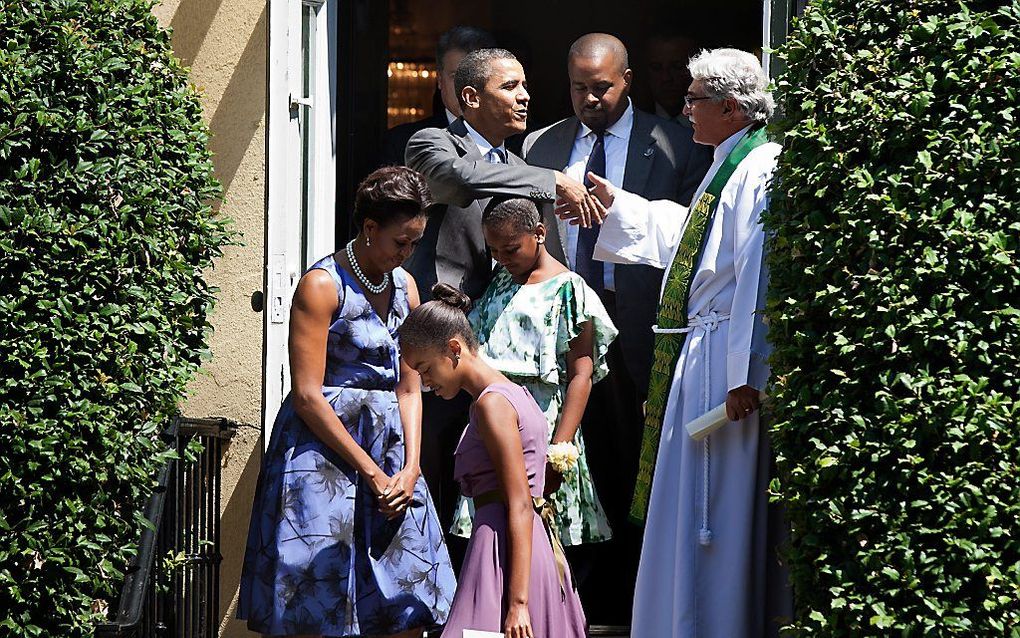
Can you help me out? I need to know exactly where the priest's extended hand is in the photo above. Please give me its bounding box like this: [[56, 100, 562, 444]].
[[585, 171, 615, 208]]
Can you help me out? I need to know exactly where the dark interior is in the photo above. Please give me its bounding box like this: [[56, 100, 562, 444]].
[[337, 0, 763, 243]]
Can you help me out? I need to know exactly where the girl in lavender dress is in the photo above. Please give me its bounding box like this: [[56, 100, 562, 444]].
[[239, 167, 455, 637], [399, 283, 587, 638]]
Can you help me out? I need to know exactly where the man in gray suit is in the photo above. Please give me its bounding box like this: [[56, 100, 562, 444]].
[[404, 48, 602, 538], [522, 32, 711, 621], [405, 47, 601, 302]]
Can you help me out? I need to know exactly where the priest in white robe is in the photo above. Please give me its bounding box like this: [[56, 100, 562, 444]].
[[568, 48, 790, 637]]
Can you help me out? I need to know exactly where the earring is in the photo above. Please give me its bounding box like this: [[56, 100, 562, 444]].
[[365, 236, 371, 247], [537, 237, 545, 244], [454, 354, 460, 362]]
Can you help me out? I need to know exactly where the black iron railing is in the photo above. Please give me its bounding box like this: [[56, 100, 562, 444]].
[[96, 417, 235, 638]]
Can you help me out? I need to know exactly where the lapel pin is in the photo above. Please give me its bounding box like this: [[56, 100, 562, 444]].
[[643, 147, 654, 158]]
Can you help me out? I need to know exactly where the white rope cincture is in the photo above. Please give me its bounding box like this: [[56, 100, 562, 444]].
[[655, 311, 730, 547]]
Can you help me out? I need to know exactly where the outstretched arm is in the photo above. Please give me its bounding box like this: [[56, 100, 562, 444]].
[[405, 128, 557, 207], [579, 172, 690, 269]]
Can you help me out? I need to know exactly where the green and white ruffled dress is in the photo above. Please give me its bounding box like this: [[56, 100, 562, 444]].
[[450, 267, 618, 546]]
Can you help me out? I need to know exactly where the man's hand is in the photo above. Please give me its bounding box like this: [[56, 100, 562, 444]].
[[554, 171, 607, 228], [725, 385, 761, 421]]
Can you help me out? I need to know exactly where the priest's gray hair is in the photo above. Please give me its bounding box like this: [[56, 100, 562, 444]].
[[689, 48, 774, 123]]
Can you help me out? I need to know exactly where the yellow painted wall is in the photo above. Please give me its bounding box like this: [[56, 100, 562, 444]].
[[152, 1, 265, 635]]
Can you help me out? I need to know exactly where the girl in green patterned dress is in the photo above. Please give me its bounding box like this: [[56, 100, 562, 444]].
[[449, 197, 618, 553]]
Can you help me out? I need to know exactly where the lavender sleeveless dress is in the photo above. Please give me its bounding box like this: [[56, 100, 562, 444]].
[[238, 255, 455, 636], [441, 382, 587, 637]]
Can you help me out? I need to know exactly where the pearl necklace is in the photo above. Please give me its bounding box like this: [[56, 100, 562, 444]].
[[345, 239, 389, 294]]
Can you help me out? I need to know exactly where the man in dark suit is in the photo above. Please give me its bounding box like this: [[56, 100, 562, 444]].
[[644, 30, 700, 129], [404, 48, 603, 539], [380, 26, 496, 167], [522, 32, 712, 622]]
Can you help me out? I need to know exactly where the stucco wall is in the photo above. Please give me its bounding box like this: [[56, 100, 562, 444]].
[[152, 1, 265, 636]]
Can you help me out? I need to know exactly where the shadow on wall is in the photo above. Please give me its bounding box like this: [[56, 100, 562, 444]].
[[218, 431, 261, 635], [208, 8, 267, 193], [162, 1, 268, 636], [169, 0, 227, 66]]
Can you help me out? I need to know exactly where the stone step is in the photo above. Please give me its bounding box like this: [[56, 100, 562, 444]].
[[427, 625, 630, 637]]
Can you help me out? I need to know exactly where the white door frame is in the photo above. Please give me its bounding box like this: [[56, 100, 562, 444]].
[[763, 0, 802, 79], [262, 0, 338, 446]]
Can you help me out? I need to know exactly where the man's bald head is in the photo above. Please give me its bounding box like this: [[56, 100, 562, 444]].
[[567, 33, 629, 74], [566, 33, 633, 131]]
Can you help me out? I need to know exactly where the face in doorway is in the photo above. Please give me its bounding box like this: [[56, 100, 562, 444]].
[[461, 57, 530, 143], [646, 36, 697, 117], [568, 53, 632, 133], [403, 340, 465, 400], [483, 220, 546, 281], [360, 214, 427, 273], [437, 48, 467, 118]]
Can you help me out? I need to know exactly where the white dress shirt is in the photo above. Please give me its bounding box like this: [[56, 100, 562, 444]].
[[562, 100, 634, 291], [463, 119, 507, 163], [444, 108, 457, 126]]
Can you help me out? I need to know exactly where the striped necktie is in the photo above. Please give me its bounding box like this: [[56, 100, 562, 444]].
[[487, 147, 507, 164]]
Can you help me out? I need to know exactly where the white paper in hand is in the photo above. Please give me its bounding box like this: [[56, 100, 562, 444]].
[[463, 631, 504, 638], [684, 403, 729, 440], [685, 392, 768, 440]]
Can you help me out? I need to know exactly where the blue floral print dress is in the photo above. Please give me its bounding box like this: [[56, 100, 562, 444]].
[[239, 254, 455, 636]]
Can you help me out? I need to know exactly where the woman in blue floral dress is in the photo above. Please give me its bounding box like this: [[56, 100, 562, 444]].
[[239, 167, 455, 637]]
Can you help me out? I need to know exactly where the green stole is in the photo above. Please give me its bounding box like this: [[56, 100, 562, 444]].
[[629, 125, 769, 524]]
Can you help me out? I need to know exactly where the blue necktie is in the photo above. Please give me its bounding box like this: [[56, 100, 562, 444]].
[[575, 131, 606, 292], [487, 147, 506, 164]]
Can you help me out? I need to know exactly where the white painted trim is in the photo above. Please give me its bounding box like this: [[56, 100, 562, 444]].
[[762, 0, 773, 78], [305, 0, 337, 264], [262, 0, 338, 447]]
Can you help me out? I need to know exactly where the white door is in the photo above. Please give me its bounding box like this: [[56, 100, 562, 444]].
[[762, 0, 805, 78], [262, 0, 338, 446]]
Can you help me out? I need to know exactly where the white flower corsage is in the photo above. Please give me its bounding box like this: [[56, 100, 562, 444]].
[[546, 442, 579, 475]]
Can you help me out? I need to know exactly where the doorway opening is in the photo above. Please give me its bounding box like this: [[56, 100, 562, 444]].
[[333, 0, 768, 628]]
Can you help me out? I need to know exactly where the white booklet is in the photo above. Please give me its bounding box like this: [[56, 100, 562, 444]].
[[685, 392, 768, 440], [463, 631, 504, 638]]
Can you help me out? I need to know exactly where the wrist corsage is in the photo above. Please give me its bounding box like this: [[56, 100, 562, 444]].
[[546, 442, 579, 475]]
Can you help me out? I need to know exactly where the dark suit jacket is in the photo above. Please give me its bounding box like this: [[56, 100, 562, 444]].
[[380, 112, 449, 167], [405, 118, 565, 302], [522, 108, 713, 393]]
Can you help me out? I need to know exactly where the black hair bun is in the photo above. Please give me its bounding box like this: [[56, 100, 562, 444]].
[[430, 283, 472, 313]]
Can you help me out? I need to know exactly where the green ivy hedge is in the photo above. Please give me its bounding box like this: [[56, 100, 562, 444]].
[[766, 0, 1020, 634], [0, 0, 231, 634]]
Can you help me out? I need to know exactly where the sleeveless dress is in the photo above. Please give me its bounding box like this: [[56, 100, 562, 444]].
[[238, 254, 456, 637], [451, 268, 618, 546], [441, 382, 587, 638]]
